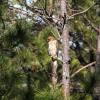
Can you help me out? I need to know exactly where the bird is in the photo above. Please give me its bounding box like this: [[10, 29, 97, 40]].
[[47, 36, 58, 61]]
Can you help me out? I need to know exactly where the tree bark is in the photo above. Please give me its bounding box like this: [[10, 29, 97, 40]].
[[51, 60, 58, 89], [93, 26, 100, 100], [60, 0, 70, 99], [62, 25, 70, 100], [47, 0, 53, 16]]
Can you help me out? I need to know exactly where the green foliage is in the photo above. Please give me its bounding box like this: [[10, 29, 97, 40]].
[[0, 0, 100, 100], [35, 85, 63, 100]]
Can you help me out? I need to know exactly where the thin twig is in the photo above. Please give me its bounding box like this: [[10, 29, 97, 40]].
[[68, 3, 95, 20], [71, 61, 96, 78], [83, 16, 100, 33]]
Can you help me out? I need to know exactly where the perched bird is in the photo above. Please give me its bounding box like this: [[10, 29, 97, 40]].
[[47, 36, 58, 60]]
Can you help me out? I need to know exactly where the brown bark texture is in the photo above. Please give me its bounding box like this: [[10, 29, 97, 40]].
[[51, 60, 58, 88], [60, 0, 70, 99]]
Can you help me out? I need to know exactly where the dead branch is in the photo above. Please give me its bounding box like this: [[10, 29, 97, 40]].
[[83, 16, 100, 33], [68, 3, 95, 20], [71, 61, 96, 78]]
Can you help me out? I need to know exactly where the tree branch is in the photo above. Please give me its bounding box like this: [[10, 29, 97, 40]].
[[71, 61, 96, 78], [8, 1, 61, 25], [83, 16, 100, 33], [23, 0, 44, 15], [8, 5, 32, 17], [68, 3, 95, 20], [8, 4, 50, 24]]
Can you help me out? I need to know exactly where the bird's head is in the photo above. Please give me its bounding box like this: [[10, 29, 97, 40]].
[[47, 36, 56, 42]]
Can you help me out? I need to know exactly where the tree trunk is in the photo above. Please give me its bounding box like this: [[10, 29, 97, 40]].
[[47, 0, 53, 16], [93, 26, 100, 100], [51, 60, 58, 89], [60, 0, 70, 99]]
